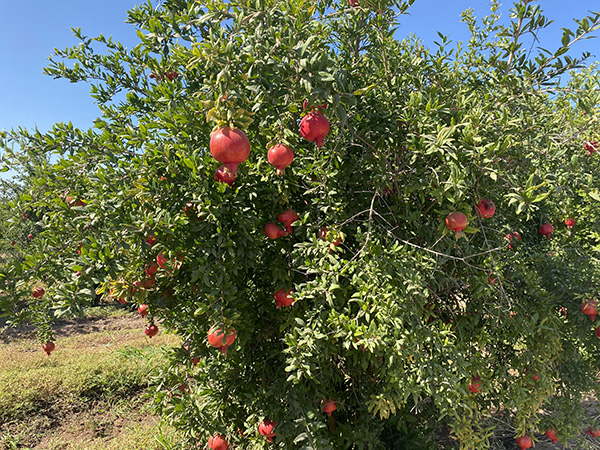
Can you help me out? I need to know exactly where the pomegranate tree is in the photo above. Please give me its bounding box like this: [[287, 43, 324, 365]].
[[267, 144, 294, 175], [299, 112, 330, 147], [209, 127, 251, 176]]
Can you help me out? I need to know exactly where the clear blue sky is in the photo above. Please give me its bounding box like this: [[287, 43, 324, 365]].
[[0, 1, 598, 134]]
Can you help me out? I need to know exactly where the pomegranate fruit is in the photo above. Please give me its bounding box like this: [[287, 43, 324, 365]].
[[581, 299, 598, 321], [475, 198, 496, 219], [66, 196, 85, 207], [258, 419, 276, 442], [207, 328, 236, 354], [274, 289, 295, 308], [42, 341, 55, 356], [539, 223, 554, 239], [299, 112, 330, 147], [596, 326, 600, 338], [214, 165, 236, 186], [321, 398, 336, 416], [210, 127, 251, 175], [515, 435, 532, 449], [27, 233, 33, 240], [565, 218, 576, 229], [208, 434, 229, 450], [469, 376, 482, 393], [264, 222, 286, 240], [268, 144, 294, 175], [145, 262, 159, 278], [278, 209, 299, 234], [445, 212, 468, 238], [585, 141, 598, 155], [138, 304, 149, 318], [532, 373, 540, 381], [505, 231, 522, 249], [146, 234, 157, 247], [145, 324, 159, 338], [32, 287, 45, 298], [157, 252, 169, 268], [350, 0, 359, 6], [319, 228, 342, 249], [545, 428, 558, 444]]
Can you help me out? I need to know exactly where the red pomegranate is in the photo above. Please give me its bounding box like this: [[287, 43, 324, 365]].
[[565, 218, 576, 229], [66, 196, 86, 207], [27, 234, 33, 240], [278, 209, 299, 234], [145, 324, 159, 338], [274, 289, 295, 308], [10, 241, 15, 246], [207, 328, 236, 354], [515, 435, 532, 449], [532, 373, 540, 381], [319, 228, 342, 247], [445, 212, 468, 238], [596, 327, 600, 338], [268, 144, 294, 175], [141, 277, 155, 289], [300, 112, 330, 147], [138, 304, 149, 318], [258, 419, 276, 442], [545, 428, 558, 444], [265, 222, 287, 240], [475, 198, 495, 219], [145, 262, 159, 278], [581, 299, 598, 321], [210, 127, 251, 175], [157, 252, 169, 268], [539, 223, 554, 239], [214, 165, 236, 186], [469, 376, 482, 393], [208, 434, 229, 450], [146, 234, 157, 247], [32, 287, 45, 298], [42, 341, 55, 356], [321, 398, 336, 416], [506, 231, 522, 249], [350, 0, 359, 5], [165, 71, 178, 81], [117, 298, 127, 305], [585, 141, 598, 155]]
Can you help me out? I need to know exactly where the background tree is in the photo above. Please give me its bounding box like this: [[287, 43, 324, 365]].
[[1, 0, 600, 448]]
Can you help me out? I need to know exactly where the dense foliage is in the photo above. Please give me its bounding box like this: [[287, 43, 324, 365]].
[[2, 0, 600, 448]]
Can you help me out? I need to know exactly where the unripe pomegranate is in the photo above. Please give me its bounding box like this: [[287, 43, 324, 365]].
[[268, 144, 294, 175], [208, 434, 229, 450], [565, 218, 576, 229], [475, 198, 496, 219], [258, 419, 276, 442], [207, 328, 236, 354], [42, 341, 55, 356], [300, 112, 330, 147], [539, 223, 554, 239], [545, 428, 558, 444], [145, 324, 159, 338], [214, 165, 236, 186], [274, 289, 295, 308], [32, 287, 45, 298], [469, 376, 482, 393], [157, 252, 169, 268], [581, 299, 598, 321], [264, 222, 286, 240], [321, 398, 336, 416], [145, 262, 159, 278], [138, 304, 149, 318], [210, 127, 251, 175], [515, 435, 532, 449]]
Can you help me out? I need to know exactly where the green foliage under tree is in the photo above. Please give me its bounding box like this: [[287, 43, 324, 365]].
[[2, 0, 600, 448]]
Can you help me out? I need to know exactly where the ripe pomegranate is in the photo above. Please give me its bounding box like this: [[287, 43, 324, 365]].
[[138, 304, 149, 318], [469, 376, 482, 393], [299, 112, 330, 147], [539, 223, 554, 239], [264, 222, 287, 240], [274, 289, 295, 308], [475, 198, 496, 219], [145, 262, 159, 278], [191, 356, 201, 366], [27, 234, 33, 240], [258, 419, 276, 442], [506, 231, 522, 249], [140, 277, 155, 289], [208, 434, 229, 450], [319, 228, 342, 249], [321, 398, 336, 416], [585, 141, 598, 155], [268, 144, 294, 175], [532, 373, 540, 381], [145, 234, 157, 247], [210, 127, 251, 175], [207, 328, 236, 354], [565, 218, 576, 229], [157, 252, 169, 268], [445, 212, 468, 239], [515, 435, 532, 449], [42, 341, 55, 356], [32, 287, 45, 298], [117, 298, 127, 305], [165, 71, 178, 81], [590, 428, 600, 438], [10, 241, 15, 246], [278, 209, 299, 234], [350, 0, 359, 6], [545, 428, 558, 444], [595, 327, 600, 338], [214, 165, 236, 186], [581, 299, 598, 321], [145, 324, 159, 338], [65, 196, 85, 207], [488, 276, 496, 285]]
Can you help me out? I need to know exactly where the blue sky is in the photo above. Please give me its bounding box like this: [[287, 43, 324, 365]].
[[0, 1, 598, 135]]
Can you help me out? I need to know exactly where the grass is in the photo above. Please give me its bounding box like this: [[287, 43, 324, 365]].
[[0, 305, 182, 450]]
